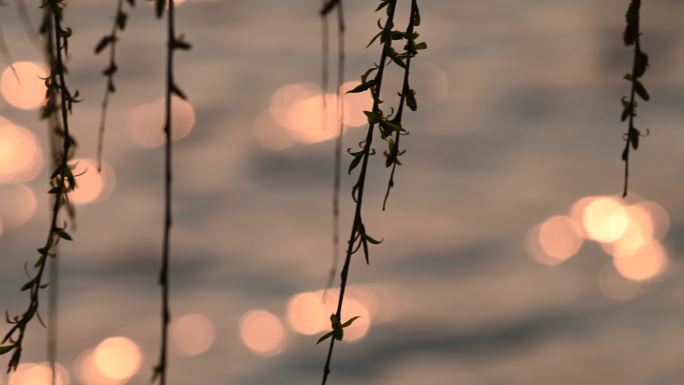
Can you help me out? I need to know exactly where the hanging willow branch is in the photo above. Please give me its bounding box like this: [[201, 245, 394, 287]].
[[318, 1, 424, 384], [151, 0, 190, 384], [95, 0, 135, 171], [620, 0, 650, 197], [321, 0, 346, 293], [0, 0, 80, 372]]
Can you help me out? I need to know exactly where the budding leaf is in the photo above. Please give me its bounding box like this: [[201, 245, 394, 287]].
[[634, 80, 650, 101], [94, 36, 114, 54]]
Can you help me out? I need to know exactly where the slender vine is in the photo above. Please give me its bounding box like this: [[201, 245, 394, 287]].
[[151, 0, 190, 383], [320, 0, 346, 293], [317, 1, 424, 384], [94, 0, 135, 171], [0, 0, 80, 372], [620, 0, 650, 197]]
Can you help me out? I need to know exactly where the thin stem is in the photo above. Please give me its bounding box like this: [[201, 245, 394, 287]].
[[321, 4, 397, 384], [383, 0, 417, 210], [96, 0, 125, 172], [326, 0, 346, 294], [47, 256, 58, 385], [1, 2, 75, 371], [622, 38, 640, 198], [156, 0, 175, 384]]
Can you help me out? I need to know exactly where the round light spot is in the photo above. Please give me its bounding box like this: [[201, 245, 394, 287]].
[[75, 350, 124, 385], [171, 313, 215, 356], [68, 159, 105, 205], [581, 196, 629, 243], [635, 201, 670, 240], [8, 362, 69, 385], [286, 292, 330, 335], [239, 309, 285, 356], [286, 289, 372, 342], [93, 337, 143, 381], [0, 184, 37, 230], [126, 96, 195, 148], [1, 62, 48, 110], [613, 241, 667, 282], [538, 215, 583, 262], [0, 120, 43, 184]]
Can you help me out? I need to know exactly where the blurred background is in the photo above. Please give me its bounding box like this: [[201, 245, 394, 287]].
[[1, 0, 684, 384]]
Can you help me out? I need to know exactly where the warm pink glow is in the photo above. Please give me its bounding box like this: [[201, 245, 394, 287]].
[[613, 241, 667, 282], [268, 82, 371, 144], [286, 289, 372, 342], [93, 337, 143, 381], [340, 81, 373, 127], [0, 120, 43, 184], [126, 96, 195, 148], [537, 215, 583, 262], [0, 62, 48, 110], [171, 313, 216, 356], [581, 196, 629, 243], [269, 83, 319, 128], [0, 184, 37, 230], [635, 201, 670, 240], [68, 159, 106, 205], [75, 350, 124, 385], [8, 362, 69, 385], [239, 309, 285, 356], [285, 93, 339, 143]]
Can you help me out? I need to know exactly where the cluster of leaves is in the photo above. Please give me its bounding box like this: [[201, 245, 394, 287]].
[[1, 0, 79, 372], [346, 0, 424, 209], [316, 315, 360, 344], [94, 0, 136, 171], [319, 1, 424, 384], [620, 0, 650, 197]]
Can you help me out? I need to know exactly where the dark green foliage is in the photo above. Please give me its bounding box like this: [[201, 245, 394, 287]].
[[320, 1, 423, 384], [0, 0, 79, 372]]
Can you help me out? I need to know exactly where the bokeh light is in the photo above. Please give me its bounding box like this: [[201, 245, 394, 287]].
[[239, 309, 285, 356], [171, 313, 216, 356], [581, 196, 629, 243], [93, 337, 143, 381], [1, 62, 48, 110], [8, 362, 69, 385], [268, 82, 371, 144], [126, 96, 195, 148], [0, 184, 37, 230], [67, 159, 116, 205], [613, 241, 668, 282], [75, 350, 125, 385], [537, 215, 583, 262], [635, 201, 670, 240], [286, 289, 371, 342], [0, 119, 43, 184], [598, 264, 641, 301]]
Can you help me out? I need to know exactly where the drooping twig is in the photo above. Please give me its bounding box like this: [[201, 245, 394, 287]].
[[620, 0, 650, 197], [319, 1, 407, 383], [151, 0, 190, 384], [95, 0, 135, 172], [382, 0, 422, 209], [0, 0, 80, 372], [321, 0, 346, 295]]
